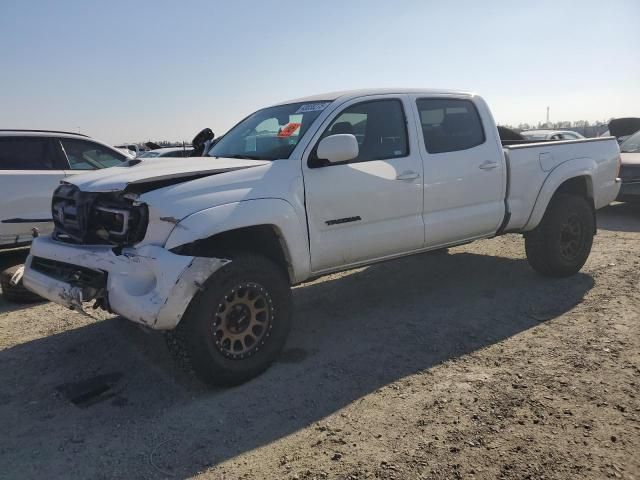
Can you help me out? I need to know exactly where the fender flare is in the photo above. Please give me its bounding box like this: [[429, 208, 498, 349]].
[[523, 157, 595, 231], [164, 198, 311, 283]]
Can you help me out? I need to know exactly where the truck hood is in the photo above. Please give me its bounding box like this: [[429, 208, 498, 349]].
[[65, 157, 270, 193], [621, 152, 640, 166]]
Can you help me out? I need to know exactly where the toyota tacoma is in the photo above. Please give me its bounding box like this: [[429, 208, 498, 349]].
[[23, 89, 621, 385]]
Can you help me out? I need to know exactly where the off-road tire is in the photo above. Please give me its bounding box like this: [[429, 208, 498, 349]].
[[525, 194, 594, 277], [0, 264, 43, 303], [179, 253, 292, 386]]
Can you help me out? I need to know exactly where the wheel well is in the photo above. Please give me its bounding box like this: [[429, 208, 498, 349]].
[[552, 176, 597, 233], [554, 176, 593, 200], [170, 225, 292, 282]]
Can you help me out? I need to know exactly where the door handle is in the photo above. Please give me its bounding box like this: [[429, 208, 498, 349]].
[[396, 170, 420, 181], [479, 161, 498, 170]]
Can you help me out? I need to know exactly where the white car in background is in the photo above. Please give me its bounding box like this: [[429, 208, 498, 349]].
[[0, 130, 129, 249], [521, 129, 585, 141], [137, 146, 193, 158], [115, 144, 141, 158]]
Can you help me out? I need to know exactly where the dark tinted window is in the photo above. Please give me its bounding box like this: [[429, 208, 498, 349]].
[[60, 139, 126, 169], [321, 99, 408, 162], [0, 137, 57, 170], [416, 99, 485, 154]]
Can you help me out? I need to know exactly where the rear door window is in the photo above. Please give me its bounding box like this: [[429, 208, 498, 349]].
[[0, 136, 59, 170], [60, 139, 126, 169], [416, 99, 485, 154]]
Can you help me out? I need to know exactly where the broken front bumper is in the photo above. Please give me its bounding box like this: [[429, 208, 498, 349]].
[[23, 236, 228, 329]]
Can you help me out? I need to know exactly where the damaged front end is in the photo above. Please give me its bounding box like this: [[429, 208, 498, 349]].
[[51, 183, 148, 248], [26, 183, 230, 328], [22, 159, 271, 328], [24, 239, 229, 329], [29, 256, 107, 314]]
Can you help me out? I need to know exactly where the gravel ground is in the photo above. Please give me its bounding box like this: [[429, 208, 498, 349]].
[[0, 203, 638, 480]]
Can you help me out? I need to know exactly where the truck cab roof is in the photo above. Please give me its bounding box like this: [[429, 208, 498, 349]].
[[272, 88, 475, 106]]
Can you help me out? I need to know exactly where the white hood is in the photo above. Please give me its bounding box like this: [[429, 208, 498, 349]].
[[65, 157, 270, 192]]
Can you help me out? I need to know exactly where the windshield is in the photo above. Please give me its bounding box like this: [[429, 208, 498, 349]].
[[620, 130, 640, 153], [208, 101, 332, 160]]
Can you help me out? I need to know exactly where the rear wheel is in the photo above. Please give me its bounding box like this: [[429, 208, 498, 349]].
[[0, 264, 43, 303], [178, 253, 292, 386], [525, 194, 594, 277]]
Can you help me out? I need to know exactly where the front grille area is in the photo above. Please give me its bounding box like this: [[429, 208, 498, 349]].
[[52, 183, 148, 246], [31, 256, 106, 288]]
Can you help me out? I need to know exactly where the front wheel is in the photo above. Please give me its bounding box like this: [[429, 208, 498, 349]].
[[178, 253, 292, 386], [524, 194, 595, 277]]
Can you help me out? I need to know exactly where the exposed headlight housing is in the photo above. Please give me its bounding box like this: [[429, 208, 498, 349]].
[[52, 184, 148, 246]]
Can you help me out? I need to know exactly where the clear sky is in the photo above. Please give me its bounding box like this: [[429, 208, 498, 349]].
[[1, 0, 638, 144]]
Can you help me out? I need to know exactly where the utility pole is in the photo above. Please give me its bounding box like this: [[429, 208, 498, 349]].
[[546, 106, 550, 127]]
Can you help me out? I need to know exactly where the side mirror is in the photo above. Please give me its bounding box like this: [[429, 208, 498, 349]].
[[316, 134, 359, 164]]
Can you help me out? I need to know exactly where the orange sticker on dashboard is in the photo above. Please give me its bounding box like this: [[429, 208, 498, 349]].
[[278, 123, 301, 137]]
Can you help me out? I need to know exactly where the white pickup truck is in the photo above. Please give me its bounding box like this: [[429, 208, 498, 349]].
[[23, 89, 621, 386]]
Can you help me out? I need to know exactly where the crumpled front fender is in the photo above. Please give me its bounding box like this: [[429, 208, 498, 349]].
[[107, 254, 229, 329]]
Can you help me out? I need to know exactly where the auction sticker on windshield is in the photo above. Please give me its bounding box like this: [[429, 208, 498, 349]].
[[278, 123, 301, 138], [295, 102, 331, 114]]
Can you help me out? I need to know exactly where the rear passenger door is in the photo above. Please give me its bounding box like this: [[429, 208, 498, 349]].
[[0, 136, 67, 244], [410, 96, 506, 247]]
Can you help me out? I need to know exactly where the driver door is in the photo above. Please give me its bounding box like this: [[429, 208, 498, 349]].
[[302, 95, 424, 272]]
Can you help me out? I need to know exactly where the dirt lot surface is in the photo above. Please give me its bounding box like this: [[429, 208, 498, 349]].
[[1, 203, 638, 480]]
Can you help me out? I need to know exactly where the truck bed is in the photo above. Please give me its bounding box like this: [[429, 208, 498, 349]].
[[502, 137, 621, 232]]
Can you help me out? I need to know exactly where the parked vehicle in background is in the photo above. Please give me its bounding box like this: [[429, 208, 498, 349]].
[[521, 129, 585, 141], [497, 126, 530, 146], [0, 130, 129, 302], [115, 144, 141, 157], [616, 130, 640, 203], [0, 130, 129, 249], [497, 126, 525, 142], [137, 146, 193, 158], [22, 89, 621, 386], [602, 118, 640, 144]]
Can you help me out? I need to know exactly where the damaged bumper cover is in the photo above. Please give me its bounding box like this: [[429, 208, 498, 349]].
[[23, 236, 228, 329]]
